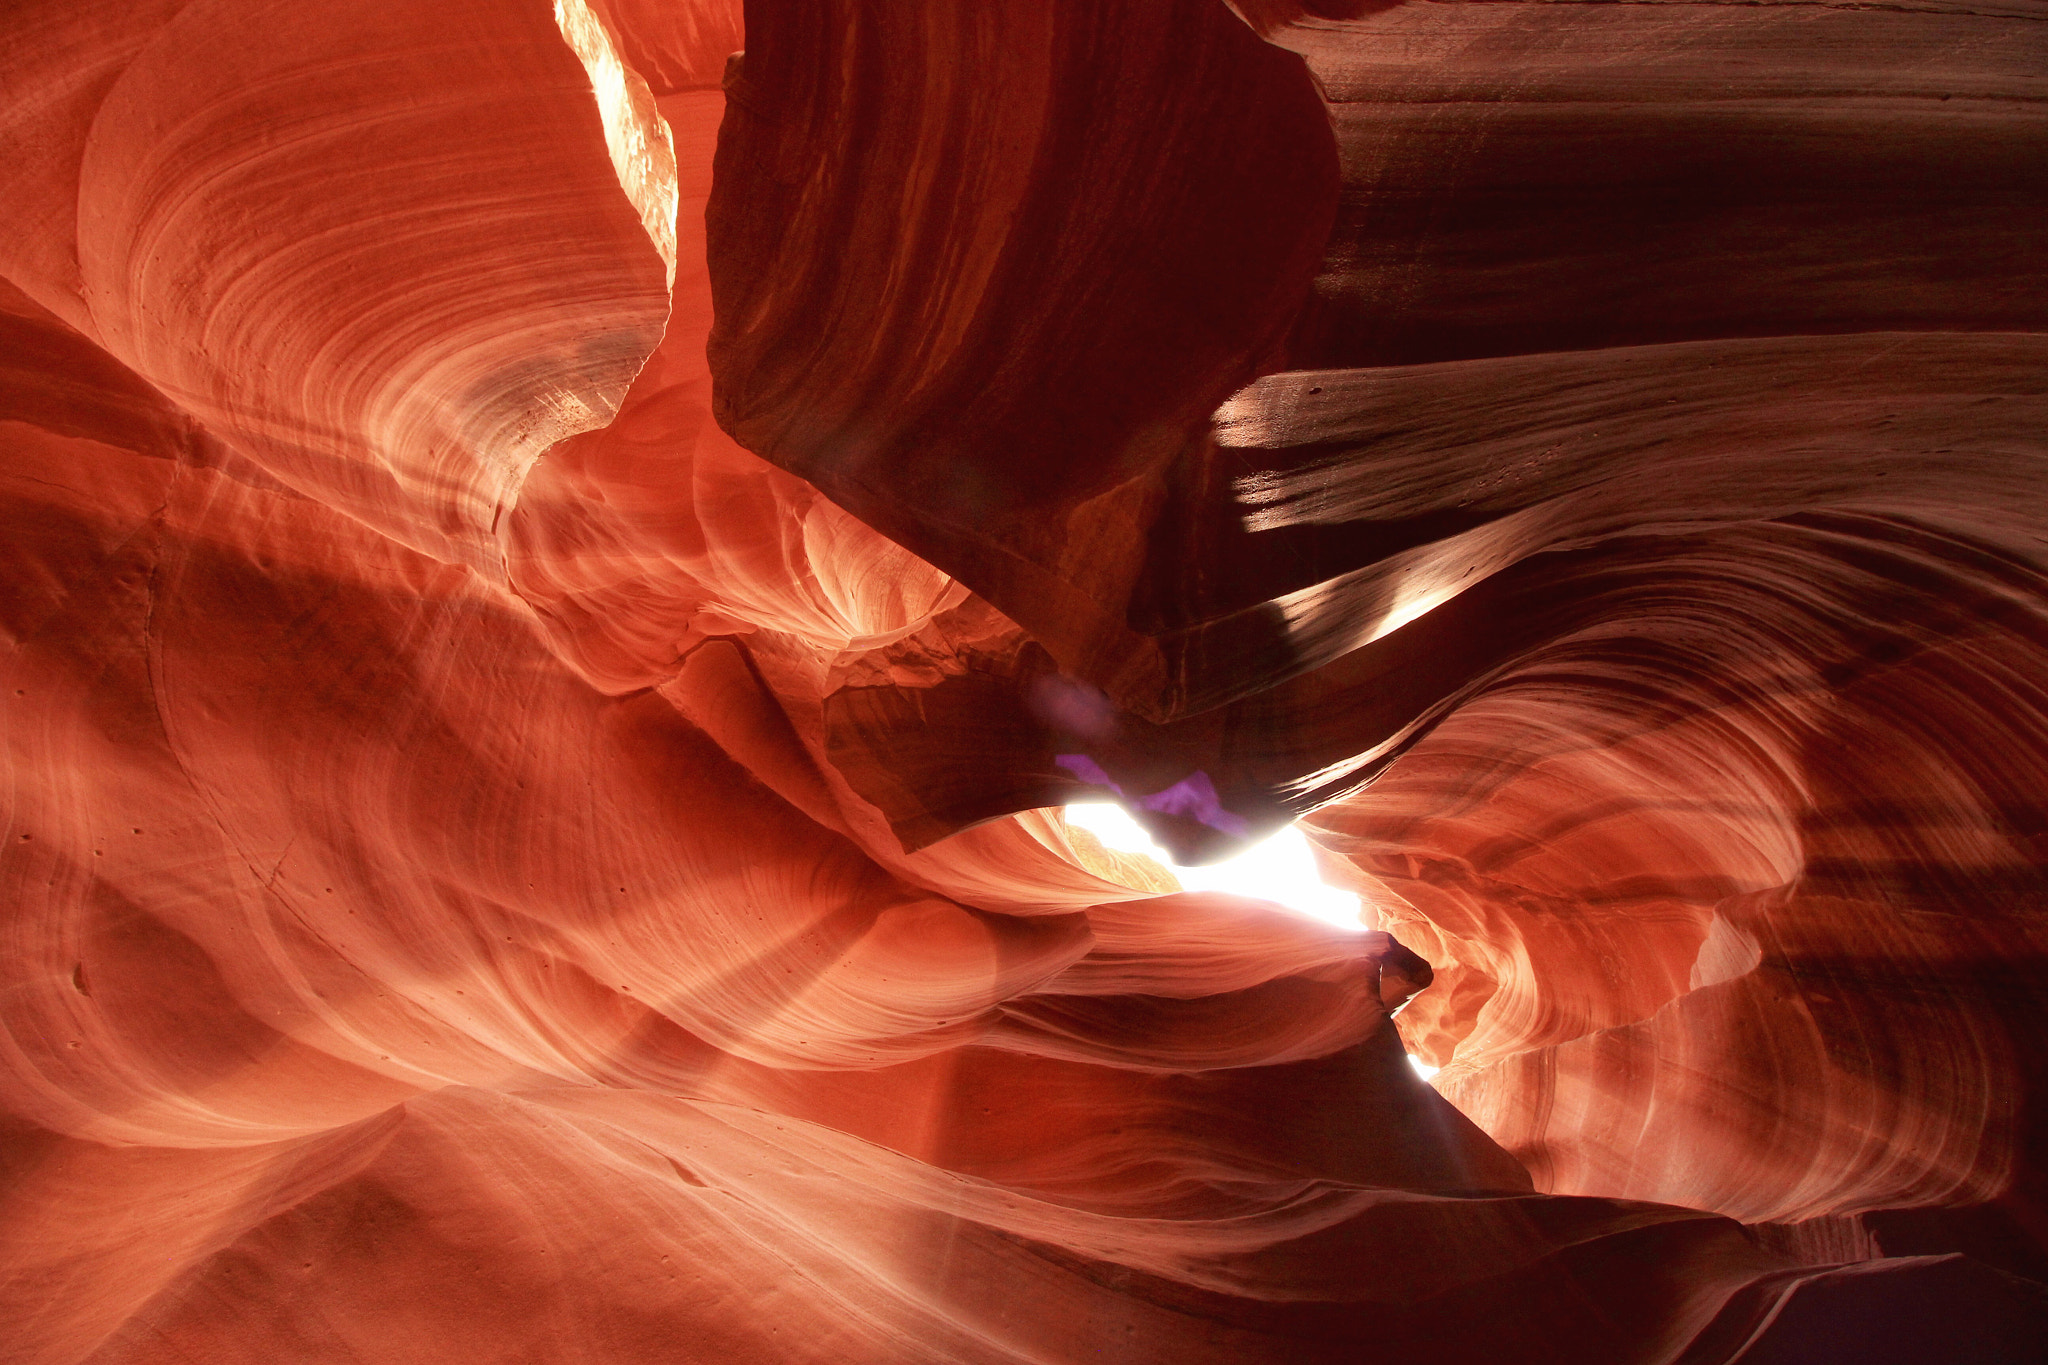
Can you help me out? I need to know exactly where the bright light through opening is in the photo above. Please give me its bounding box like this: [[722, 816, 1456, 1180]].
[[1063, 802, 1367, 932], [1064, 802, 1445, 1083]]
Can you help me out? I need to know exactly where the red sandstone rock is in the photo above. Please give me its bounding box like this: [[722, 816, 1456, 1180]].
[[3, 1, 2046, 1362]]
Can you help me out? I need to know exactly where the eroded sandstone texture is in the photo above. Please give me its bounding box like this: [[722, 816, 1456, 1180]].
[[4, 1, 2046, 1361]]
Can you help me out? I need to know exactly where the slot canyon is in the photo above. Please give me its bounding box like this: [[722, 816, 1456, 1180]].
[[4, 0, 2048, 1360]]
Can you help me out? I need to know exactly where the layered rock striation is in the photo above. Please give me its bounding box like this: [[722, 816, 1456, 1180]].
[[3, 1, 2045, 1361]]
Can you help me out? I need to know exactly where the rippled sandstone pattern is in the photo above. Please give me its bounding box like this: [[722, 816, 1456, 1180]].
[[3, 1, 2046, 1361]]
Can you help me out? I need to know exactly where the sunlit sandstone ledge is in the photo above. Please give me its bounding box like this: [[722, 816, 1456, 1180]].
[[2, 1, 2045, 1361]]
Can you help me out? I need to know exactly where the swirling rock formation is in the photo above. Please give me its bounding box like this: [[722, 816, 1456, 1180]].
[[3, 1, 2046, 1361]]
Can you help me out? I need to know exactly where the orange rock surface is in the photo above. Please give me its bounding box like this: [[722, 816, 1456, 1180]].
[[3, 1, 2045, 1361]]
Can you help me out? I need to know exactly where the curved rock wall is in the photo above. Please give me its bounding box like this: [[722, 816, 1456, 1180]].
[[3, 0, 2045, 1361]]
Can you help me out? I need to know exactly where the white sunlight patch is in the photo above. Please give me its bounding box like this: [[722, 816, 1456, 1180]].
[[1066, 802, 1446, 1082], [1063, 802, 1367, 933]]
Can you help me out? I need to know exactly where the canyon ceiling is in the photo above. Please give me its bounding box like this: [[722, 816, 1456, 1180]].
[[3, 0, 2047, 1361]]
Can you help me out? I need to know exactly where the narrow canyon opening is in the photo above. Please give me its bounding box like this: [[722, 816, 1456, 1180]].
[[3, 1, 2045, 1361]]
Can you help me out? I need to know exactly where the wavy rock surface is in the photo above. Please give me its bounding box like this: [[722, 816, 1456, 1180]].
[[3, 0, 2046, 1361]]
